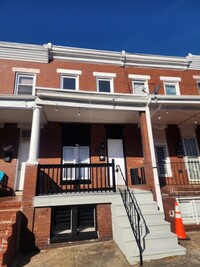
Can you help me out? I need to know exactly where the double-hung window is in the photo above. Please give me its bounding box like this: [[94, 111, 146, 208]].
[[193, 76, 200, 94], [13, 67, 40, 96], [93, 72, 116, 93], [197, 81, 200, 94], [57, 69, 82, 91], [160, 76, 181, 95], [128, 74, 150, 95], [15, 74, 35, 95]]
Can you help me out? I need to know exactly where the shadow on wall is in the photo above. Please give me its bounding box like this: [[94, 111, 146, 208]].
[[3, 211, 40, 267]]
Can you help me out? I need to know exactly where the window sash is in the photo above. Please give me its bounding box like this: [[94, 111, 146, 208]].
[[97, 78, 112, 93], [15, 74, 34, 95], [62, 75, 77, 90], [165, 84, 177, 95], [132, 81, 146, 95]]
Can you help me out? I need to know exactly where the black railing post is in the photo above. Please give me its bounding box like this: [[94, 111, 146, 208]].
[[112, 159, 116, 192]]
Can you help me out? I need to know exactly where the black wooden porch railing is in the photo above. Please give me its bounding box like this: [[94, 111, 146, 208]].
[[36, 160, 116, 195], [157, 160, 200, 188], [117, 165, 148, 266]]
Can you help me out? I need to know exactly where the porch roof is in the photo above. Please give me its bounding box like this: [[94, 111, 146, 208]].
[[35, 87, 147, 124], [149, 95, 200, 126]]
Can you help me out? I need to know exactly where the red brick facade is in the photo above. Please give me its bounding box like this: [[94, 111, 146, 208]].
[[1, 43, 200, 258]]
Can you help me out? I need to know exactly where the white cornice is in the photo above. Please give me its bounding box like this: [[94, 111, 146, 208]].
[[51, 45, 189, 70], [0, 42, 49, 63], [0, 41, 191, 70]]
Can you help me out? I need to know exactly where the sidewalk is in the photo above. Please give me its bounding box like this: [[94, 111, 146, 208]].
[[11, 231, 200, 267]]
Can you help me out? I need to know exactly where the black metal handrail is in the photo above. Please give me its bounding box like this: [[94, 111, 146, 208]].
[[117, 165, 148, 266], [157, 160, 200, 187], [36, 160, 116, 195]]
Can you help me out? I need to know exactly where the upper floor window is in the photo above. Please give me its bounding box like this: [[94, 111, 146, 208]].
[[62, 75, 77, 90], [93, 72, 116, 93], [198, 81, 200, 93], [15, 74, 35, 95], [128, 74, 150, 95], [160, 76, 181, 95], [57, 69, 82, 91], [193, 76, 200, 94], [12, 67, 40, 96]]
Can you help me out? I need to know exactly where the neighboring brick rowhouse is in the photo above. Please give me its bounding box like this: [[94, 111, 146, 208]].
[[97, 204, 112, 240]]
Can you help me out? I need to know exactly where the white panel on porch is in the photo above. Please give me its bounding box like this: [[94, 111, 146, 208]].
[[107, 139, 125, 185], [15, 140, 30, 191]]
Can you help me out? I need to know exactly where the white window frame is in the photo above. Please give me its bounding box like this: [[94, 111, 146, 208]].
[[160, 76, 181, 95], [61, 75, 79, 91], [192, 76, 200, 94], [155, 142, 172, 177], [57, 69, 82, 91], [128, 74, 150, 95], [93, 72, 116, 93], [197, 80, 200, 94], [14, 73, 36, 96]]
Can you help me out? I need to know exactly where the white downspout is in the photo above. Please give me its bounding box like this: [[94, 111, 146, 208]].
[[145, 98, 164, 212]]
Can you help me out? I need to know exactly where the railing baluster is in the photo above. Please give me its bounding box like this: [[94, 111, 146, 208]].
[[36, 162, 116, 195]]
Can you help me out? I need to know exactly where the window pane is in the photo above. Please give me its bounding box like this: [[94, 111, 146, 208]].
[[133, 82, 145, 94], [165, 84, 176, 95], [63, 77, 76, 90], [98, 80, 111, 92], [19, 76, 33, 85], [184, 139, 198, 157], [18, 85, 33, 95], [197, 82, 200, 93]]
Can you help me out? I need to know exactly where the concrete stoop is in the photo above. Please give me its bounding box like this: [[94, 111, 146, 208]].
[[111, 189, 186, 265]]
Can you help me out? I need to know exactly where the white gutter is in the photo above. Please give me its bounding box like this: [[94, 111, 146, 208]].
[[36, 87, 147, 106], [36, 98, 146, 112], [145, 97, 164, 212]]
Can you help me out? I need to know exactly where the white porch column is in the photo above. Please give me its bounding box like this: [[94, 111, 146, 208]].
[[28, 106, 41, 163], [145, 104, 164, 212]]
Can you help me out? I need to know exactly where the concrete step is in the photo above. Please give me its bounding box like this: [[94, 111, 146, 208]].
[[111, 189, 186, 265], [131, 189, 154, 202]]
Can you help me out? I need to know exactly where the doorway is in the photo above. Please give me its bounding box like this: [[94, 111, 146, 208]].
[[15, 140, 30, 191], [107, 139, 126, 185]]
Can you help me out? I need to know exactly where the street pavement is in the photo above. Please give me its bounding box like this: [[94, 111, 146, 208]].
[[11, 231, 200, 267]]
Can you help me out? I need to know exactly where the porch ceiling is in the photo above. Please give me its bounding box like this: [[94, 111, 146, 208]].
[[42, 105, 140, 124], [151, 102, 200, 126], [0, 109, 33, 124]]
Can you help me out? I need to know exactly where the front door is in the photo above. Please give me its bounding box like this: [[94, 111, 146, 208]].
[[15, 140, 30, 191], [107, 139, 126, 185], [62, 146, 89, 180]]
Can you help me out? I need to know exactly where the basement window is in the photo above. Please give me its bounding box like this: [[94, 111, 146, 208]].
[[51, 205, 97, 243], [178, 198, 200, 225]]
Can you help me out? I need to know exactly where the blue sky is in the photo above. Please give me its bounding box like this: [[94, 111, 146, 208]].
[[1, 0, 200, 56]]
